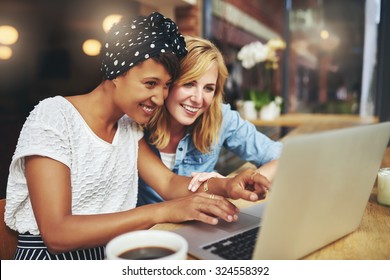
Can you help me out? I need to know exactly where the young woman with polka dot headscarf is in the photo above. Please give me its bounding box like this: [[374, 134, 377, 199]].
[[5, 12, 270, 260]]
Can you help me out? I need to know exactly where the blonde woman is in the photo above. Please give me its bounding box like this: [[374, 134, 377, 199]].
[[138, 36, 282, 206]]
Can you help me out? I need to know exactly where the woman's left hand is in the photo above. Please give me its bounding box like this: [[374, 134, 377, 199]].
[[188, 171, 225, 192], [225, 169, 271, 201]]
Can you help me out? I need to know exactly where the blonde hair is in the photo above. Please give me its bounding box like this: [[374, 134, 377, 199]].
[[147, 36, 228, 153]]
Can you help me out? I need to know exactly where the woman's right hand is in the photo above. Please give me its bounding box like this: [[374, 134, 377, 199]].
[[158, 192, 239, 225]]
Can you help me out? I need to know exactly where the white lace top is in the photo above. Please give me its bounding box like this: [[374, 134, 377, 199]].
[[5, 96, 143, 234]]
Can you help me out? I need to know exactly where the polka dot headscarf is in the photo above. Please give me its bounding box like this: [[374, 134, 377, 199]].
[[101, 12, 188, 80]]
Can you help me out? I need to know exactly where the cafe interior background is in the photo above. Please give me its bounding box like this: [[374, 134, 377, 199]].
[[0, 0, 389, 199]]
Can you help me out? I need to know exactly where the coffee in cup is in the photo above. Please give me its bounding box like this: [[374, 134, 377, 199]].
[[118, 246, 175, 260]]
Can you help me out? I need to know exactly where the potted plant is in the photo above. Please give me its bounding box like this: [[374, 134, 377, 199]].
[[237, 38, 285, 120]]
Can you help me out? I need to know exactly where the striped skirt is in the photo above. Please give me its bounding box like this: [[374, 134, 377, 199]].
[[14, 233, 105, 260]]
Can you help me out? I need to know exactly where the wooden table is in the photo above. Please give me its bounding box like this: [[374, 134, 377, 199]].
[[248, 113, 379, 127], [152, 123, 390, 259]]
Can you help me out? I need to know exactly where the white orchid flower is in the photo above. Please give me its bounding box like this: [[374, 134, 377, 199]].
[[237, 41, 269, 69], [238, 38, 285, 69]]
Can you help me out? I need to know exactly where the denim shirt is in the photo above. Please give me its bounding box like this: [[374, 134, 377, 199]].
[[137, 103, 283, 206]]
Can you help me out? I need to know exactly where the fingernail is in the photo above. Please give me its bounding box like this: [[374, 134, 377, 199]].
[[227, 215, 233, 222]]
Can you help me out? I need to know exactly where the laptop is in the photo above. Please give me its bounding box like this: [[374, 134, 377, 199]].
[[173, 121, 390, 260]]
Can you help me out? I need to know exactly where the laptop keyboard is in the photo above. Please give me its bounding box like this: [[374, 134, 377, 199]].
[[202, 226, 260, 260]]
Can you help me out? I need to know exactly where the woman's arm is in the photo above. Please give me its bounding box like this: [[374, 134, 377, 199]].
[[223, 106, 282, 162], [26, 146, 241, 254], [137, 138, 191, 199], [186, 160, 278, 193], [25, 155, 182, 254], [138, 138, 269, 200], [256, 159, 278, 182], [26, 139, 271, 255]]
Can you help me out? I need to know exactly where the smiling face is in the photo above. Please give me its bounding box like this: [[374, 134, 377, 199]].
[[112, 59, 173, 125], [165, 62, 218, 127]]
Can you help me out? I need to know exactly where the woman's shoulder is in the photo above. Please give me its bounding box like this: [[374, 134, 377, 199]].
[[32, 96, 71, 115], [26, 96, 77, 129], [221, 103, 241, 116], [36, 95, 67, 106], [221, 103, 242, 123]]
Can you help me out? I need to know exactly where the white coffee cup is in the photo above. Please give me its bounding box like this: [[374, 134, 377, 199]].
[[377, 167, 390, 206], [106, 230, 188, 260]]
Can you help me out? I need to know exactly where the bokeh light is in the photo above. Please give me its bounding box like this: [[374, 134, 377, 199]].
[[320, 29, 330, 40], [0, 25, 19, 45], [0, 46, 13, 60], [102, 14, 122, 33], [82, 39, 102, 56]]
